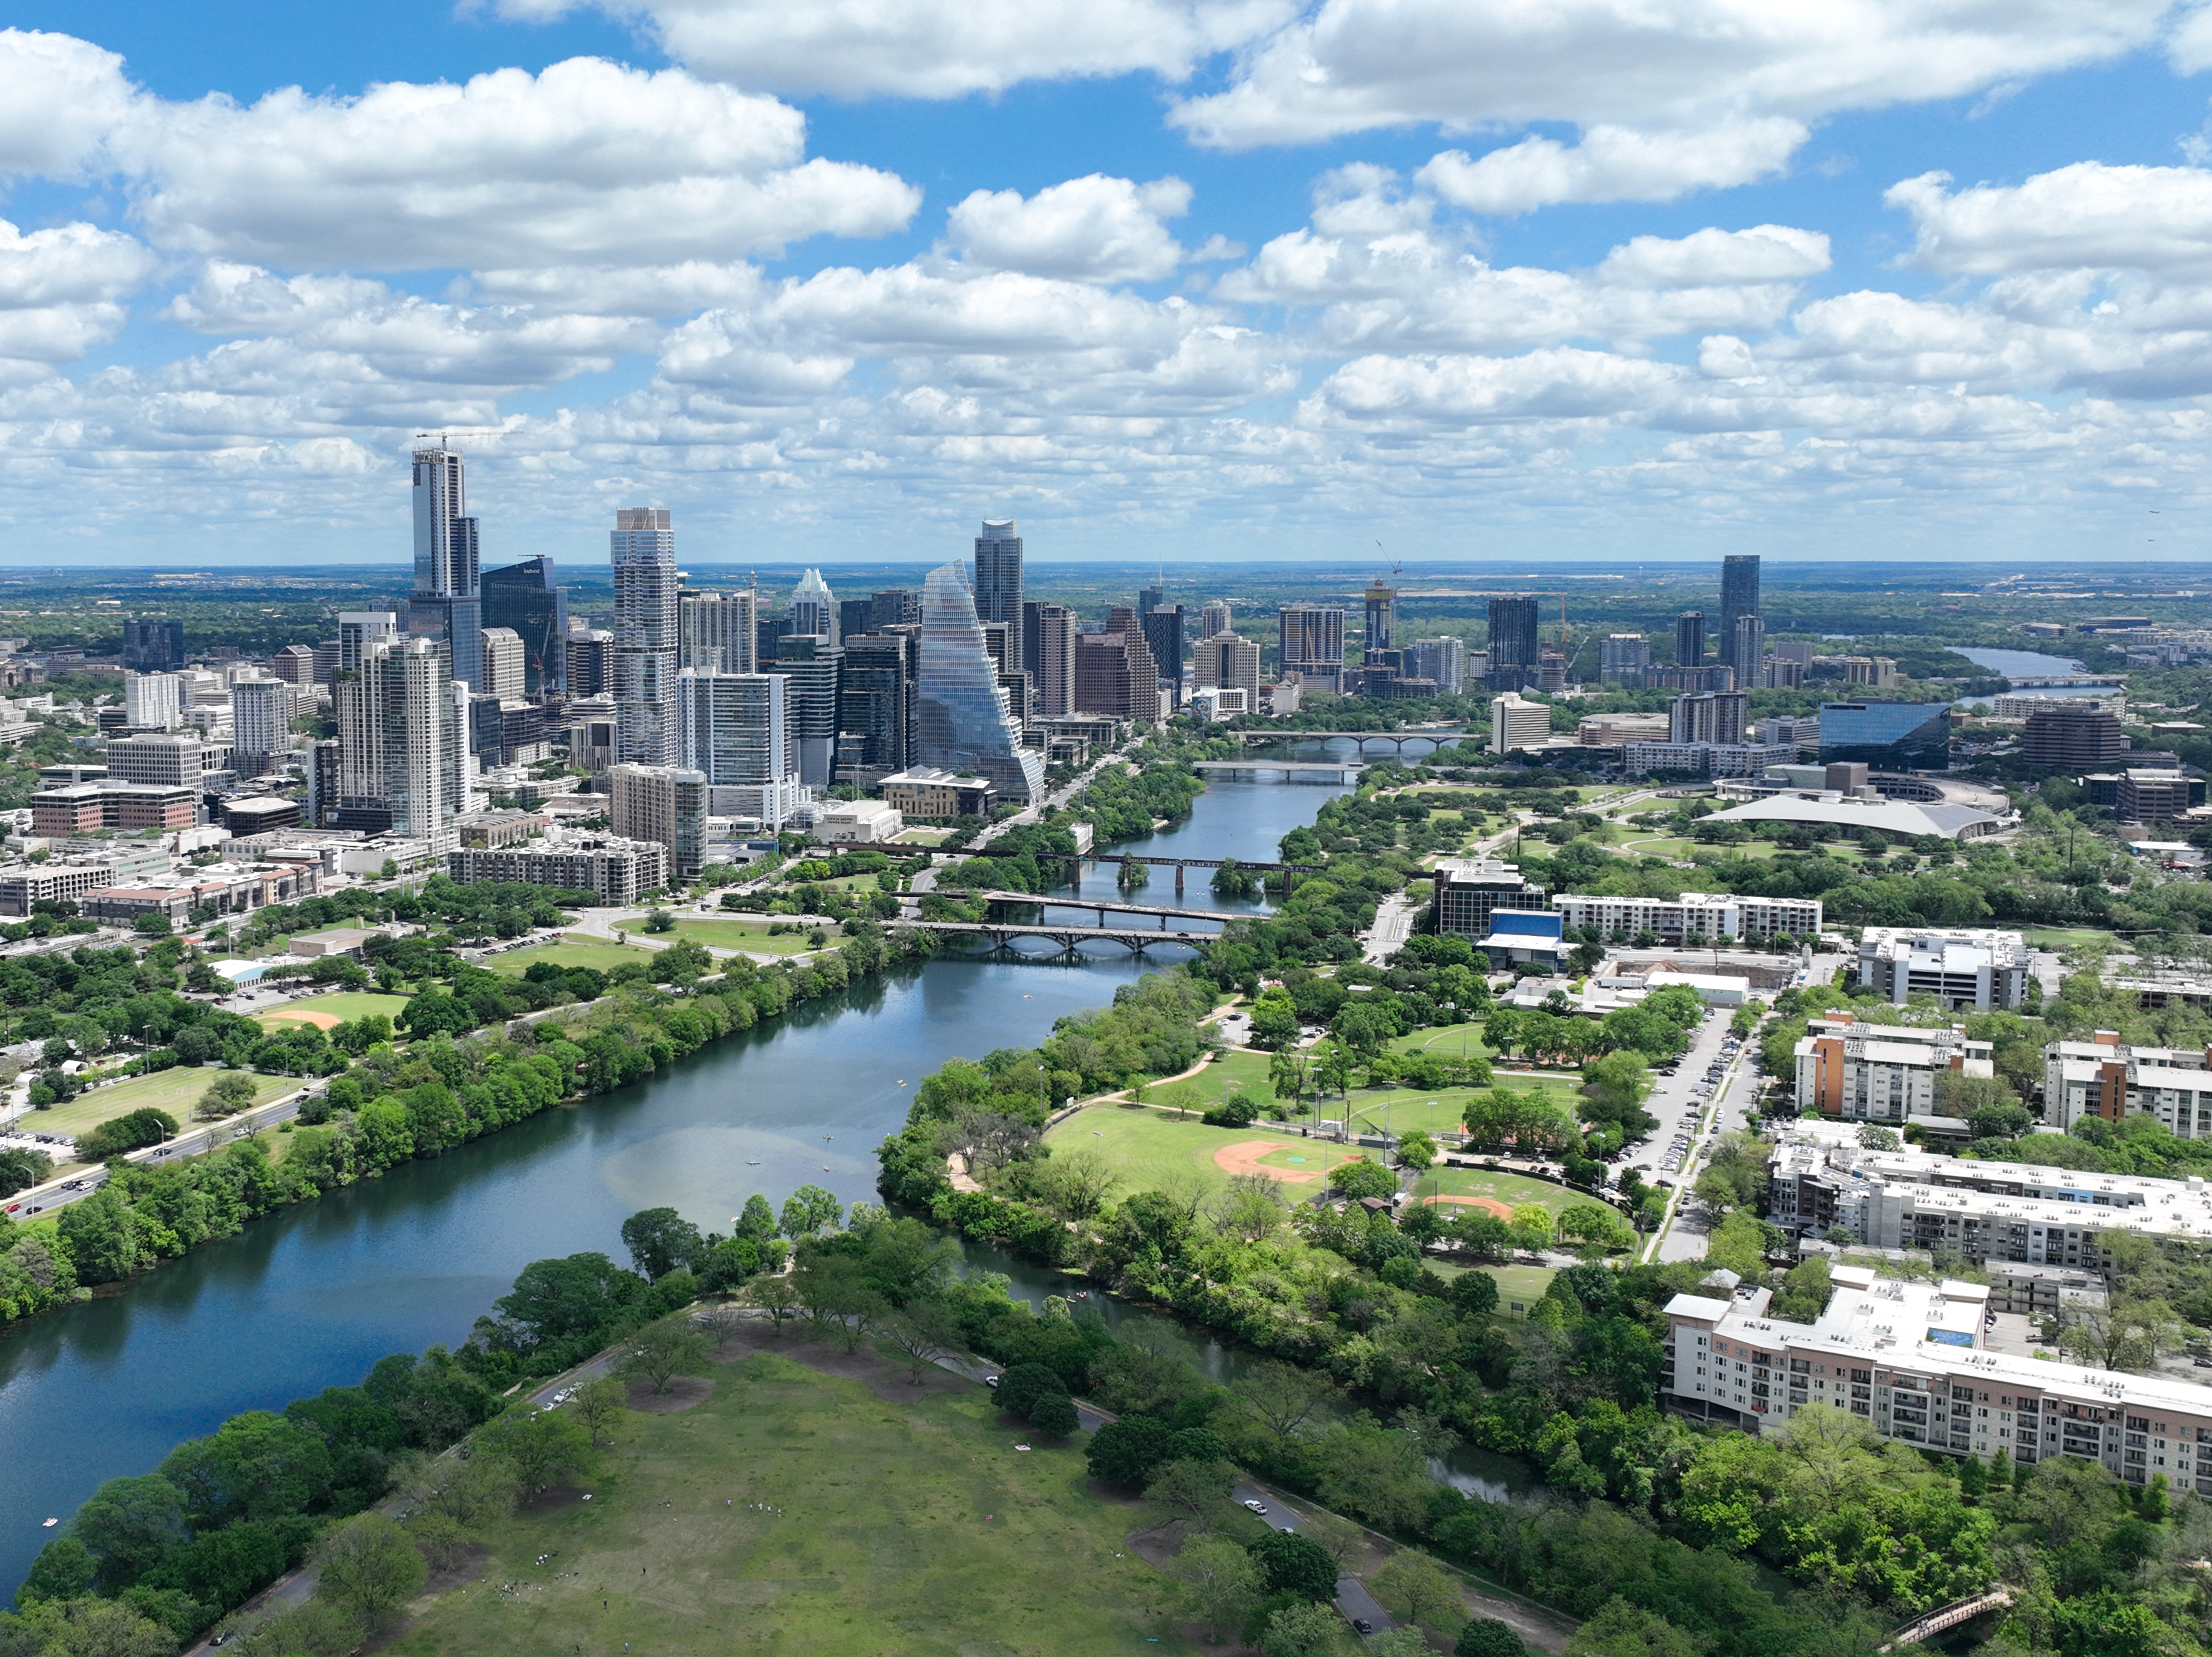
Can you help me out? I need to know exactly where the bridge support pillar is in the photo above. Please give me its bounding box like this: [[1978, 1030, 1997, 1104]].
[[1175, 863, 1185, 895]]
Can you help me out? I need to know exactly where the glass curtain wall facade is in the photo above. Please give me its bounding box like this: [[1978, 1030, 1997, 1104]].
[[1721, 555, 1762, 668], [481, 556, 570, 695], [612, 507, 679, 765], [1818, 702, 1953, 767], [974, 520, 1023, 625], [916, 560, 1045, 805]]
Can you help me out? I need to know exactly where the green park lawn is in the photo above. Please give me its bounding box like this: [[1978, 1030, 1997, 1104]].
[[1476, 1263, 1560, 1311], [671, 919, 824, 956], [483, 937, 665, 977], [255, 991, 411, 1028], [1413, 1164, 1584, 1217], [388, 1349, 1200, 1657], [26, 1066, 294, 1149], [1161, 1048, 1278, 1110], [1045, 1102, 1330, 1197], [1388, 1025, 1497, 1062], [2025, 927, 2120, 952]]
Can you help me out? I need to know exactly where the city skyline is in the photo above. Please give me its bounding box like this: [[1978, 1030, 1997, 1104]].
[[3, 10, 2212, 563]]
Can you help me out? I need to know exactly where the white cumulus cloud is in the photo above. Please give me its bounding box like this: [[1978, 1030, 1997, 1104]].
[[1888, 163, 2212, 276], [948, 175, 1194, 283], [1418, 119, 1807, 214], [0, 29, 137, 178]]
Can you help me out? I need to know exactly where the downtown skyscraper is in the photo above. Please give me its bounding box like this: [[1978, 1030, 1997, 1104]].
[[917, 560, 1043, 805], [974, 519, 1023, 626], [1720, 555, 1762, 668], [612, 507, 679, 765], [409, 441, 484, 692]]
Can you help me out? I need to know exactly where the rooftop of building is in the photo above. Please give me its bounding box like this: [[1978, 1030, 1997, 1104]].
[[1706, 792, 2005, 840], [1775, 1132, 2212, 1209], [879, 767, 998, 788]]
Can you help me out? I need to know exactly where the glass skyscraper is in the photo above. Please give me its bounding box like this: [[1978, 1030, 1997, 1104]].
[[788, 569, 837, 644], [409, 443, 483, 692], [916, 560, 1044, 805], [1721, 555, 1761, 668], [974, 521, 1023, 625], [481, 556, 569, 696], [612, 507, 678, 765]]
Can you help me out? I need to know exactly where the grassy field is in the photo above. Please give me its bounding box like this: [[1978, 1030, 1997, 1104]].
[[256, 991, 411, 1029], [1414, 1164, 1583, 1216], [1157, 1049, 1279, 1111], [2025, 927, 2120, 951], [24, 1066, 293, 1146], [482, 937, 665, 977], [672, 919, 823, 956], [388, 1348, 1198, 1657], [1046, 1103, 1337, 1196], [1478, 1264, 1559, 1310]]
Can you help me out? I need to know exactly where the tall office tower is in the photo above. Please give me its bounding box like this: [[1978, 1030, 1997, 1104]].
[[1674, 610, 1706, 667], [121, 617, 185, 671], [269, 646, 318, 687], [1485, 597, 1541, 689], [480, 628, 526, 699], [480, 556, 570, 696], [870, 588, 921, 629], [973, 520, 1024, 626], [229, 677, 291, 779], [311, 641, 342, 684], [566, 629, 611, 696], [1022, 601, 1075, 716], [610, 763, 707, 883], [1105, 606, 1162, 722], [788, 568, 838, 644], [1199, 599, 1232, 640], [337, 611, 398, 674], [1730, 614, 1766, 679], [1141, 605, 1185, 702], [612, 507, 679, 765], [773, 633, 842, 787], [678, 671, 805, 827], [837, 632, 911, 777], [308, 739, 340, 828], [408, 442, 483, 692], [1278, 604, 1347, 692], [1192, 632, 1261, 703], [1600, 633, 1651, 686], [915, 560, 1044, 805], [1363, 581, 1396, 661], [1720, 555, 1761, 667], [678, 588, 757, 676], [837, 598, 872, 641], [1138, 580, 1165, 617], [1669, 690, 1748, 746], [124, 672, 181, 730], [1405, 637, 1468, 694], [337, 636, 461, 844]]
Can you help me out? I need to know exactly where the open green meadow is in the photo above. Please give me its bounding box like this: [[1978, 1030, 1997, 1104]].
[[256, 991, 411, 1027], [27, 1067, 294, 1151], [1413, 1164, 1582, 1216], [672, 919, 823, 956], [483, 936, 664, 977], [2025, 927, 2120, 952], [1162, 1049, 1279, 1110], [388, 1348, 1200, 1657], [1046, 1103, 1344, 1196]]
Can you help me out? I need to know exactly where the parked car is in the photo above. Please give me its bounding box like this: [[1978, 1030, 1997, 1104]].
[[1243, 1499, 1268, 1514]]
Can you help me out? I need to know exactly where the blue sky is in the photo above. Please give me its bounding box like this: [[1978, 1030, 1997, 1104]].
[[3, 0, 2212, 570]]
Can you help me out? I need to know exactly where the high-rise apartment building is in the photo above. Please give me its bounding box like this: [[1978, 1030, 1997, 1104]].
[[121, 617, 185, 672], [1199, 600, 1232, 640], [566, 630, 611, 697], [1405, 637, 1468, 694], [788, 569, 838, 644], [1669, 690, 1749, 746], [1021, 601, 1075, 718], [1106, 606, 1162, 722], [677, 671, 805, 828], [611, 507, 679, 766], [1675, 611, 1706, 667], [1141, 606, 1184, 702], [480, 556, 569, 696], [871, 588, 922, 630], [678, 588, 757, 676], [1278, 605, 1346, 693], [1720, 555, 1761, 668], [837, 632, 911, 778], [772, 633, 842, 787], [230, 678, 291, 779], [610, 763, 706, 883], [1730, 615, 1766, 679], [480, 628, 526, 699], [1486, 598, 1541, 689], [1363, 581, 1395, 661], [408, 442, 483, 692], [915, 560, 1044, 805], [124, 673, 181, 730], [338, 612, 398, 674], [1600, 634, 1650, 687], [336, 635, 465, 846], [1193, 632, 1261, 705], [974, 520, 1023, 626]]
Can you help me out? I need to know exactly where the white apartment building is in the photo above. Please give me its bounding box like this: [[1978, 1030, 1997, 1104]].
[[1625, 741, 1798, 777], [1575, 712, 1671, 747], [1666, 1266, 2212, 1491], [480, 627, 527, 699], [2046, 1034, 2212, 1137], [1489, 693, 1552, 754], [124, 672, 181, 730], [1552, 890, 1821, 944], [1794, 1014, 1994, 1123], [1192, 632, 1261, 705], [1858, 926, 2031, 1012]]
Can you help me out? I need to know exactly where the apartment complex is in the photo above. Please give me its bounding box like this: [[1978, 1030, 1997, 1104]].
[[1858, 926, 2031, 1011], [2045, 1034, 2212, 1137], [1550, 890, 1822, 944], [446, 833, 668, 905], [1793, 1014, 1994, 1122]]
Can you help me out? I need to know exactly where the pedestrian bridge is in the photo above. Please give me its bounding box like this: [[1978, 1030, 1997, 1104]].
[[1878, 1587, 2013, 1652]]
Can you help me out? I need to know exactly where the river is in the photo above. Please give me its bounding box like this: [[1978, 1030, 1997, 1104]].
[[0, 776, 1348, 1594]]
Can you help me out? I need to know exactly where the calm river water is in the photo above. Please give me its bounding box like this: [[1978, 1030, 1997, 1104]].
[[0, 777, 1349, 1593]]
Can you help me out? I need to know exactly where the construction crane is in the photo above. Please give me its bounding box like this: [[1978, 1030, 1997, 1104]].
[[412, 426, 506, 448], [1375, 538, 1401, 577]]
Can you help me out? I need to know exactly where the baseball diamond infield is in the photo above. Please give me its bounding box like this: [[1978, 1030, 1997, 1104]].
[[1212, 1140, 1324, 1183]]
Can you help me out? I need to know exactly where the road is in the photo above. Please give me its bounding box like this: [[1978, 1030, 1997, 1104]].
[[4, 1081, 323, 1220]]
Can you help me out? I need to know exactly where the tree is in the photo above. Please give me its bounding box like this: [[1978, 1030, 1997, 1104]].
[[18, 1538, 96, 1605], [997, 1363, 1066, 1420], [314, 1512, 426, 1629], [571, 1375, 628, 1448], [2058, 1298, 2184, 1373], [742, 1273, 804, 1334], [1230, 1362, 1333, 1452], [1247, 1529, 1340, 1602], [1261, 1599, 1349, 1657], [1145, 1457, 1237, 1521], [874, 1297, 962, 1385], [1372, 1551, 1466, 1636], [780, 1184, 844, 1239], [1396, 1130, 1436, 1172], [1855, 1126, 1902, 1151], [1086, 1417, 1175, 1488], [1026, 1389, 1079, 1437], [195, 1072, 259, 1120], [1268, 1046, 1315, 1110], [621, 1321, 713, 1394], [1330, 1158, 1395, 1200], [409, 1454, 518, 1528], [1032, 1147, 1120, 1220], [1169, 1534, 1263, 1644], [1459, 1620, 1529, 1657], [5, 1597, 174, 1657], [795, 1255, 885, 1352], [1566, 1599, 1703, 1657], [478, 1405, 590, 1493], [643, 908, 675, 933], [1251, 990, 1302, 1049], [733, 1194, 780, 1242], [619, 1208, 705, 1281], [68, 1475, 188, 1591]]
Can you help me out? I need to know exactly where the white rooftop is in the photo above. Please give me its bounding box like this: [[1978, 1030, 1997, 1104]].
[[1706, 792, 2003, 840]]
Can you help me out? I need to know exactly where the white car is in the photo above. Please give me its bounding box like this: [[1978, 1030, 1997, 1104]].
[[1243, 1499, 1268, 1515]]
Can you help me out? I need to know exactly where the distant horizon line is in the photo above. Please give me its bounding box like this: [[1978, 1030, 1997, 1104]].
[[0, 558, 2197, 576]]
